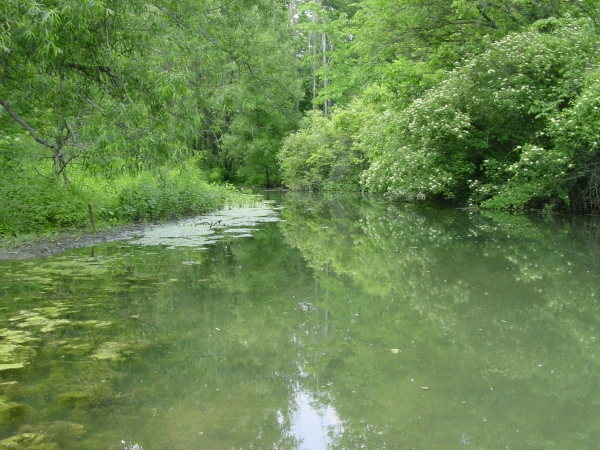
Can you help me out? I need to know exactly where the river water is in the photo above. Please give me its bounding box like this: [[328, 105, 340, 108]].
[[1, 193, 599, 449]]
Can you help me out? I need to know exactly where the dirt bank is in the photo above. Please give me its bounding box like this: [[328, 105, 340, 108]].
[[0, 225, 147, 261]]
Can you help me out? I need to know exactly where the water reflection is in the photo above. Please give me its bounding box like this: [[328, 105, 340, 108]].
[[0, 195, 600, 449], [289, 389, 342, 450], [132, 204, 281, 247]]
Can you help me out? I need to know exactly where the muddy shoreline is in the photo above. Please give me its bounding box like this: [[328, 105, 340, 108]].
[[0, 224, 148, 261]]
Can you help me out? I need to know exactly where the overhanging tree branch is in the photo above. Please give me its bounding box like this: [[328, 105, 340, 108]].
[[203, 0, 236, 14], [152, 1, 257, 77], [0, 99, 59, 151], [565, 0, 599, 29]]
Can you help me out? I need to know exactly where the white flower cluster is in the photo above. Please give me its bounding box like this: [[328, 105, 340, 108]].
[[362, 18, 598, 206]]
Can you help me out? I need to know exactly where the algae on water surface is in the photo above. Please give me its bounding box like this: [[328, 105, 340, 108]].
[[0, 204, 285, 449], [132, 204, 281, 248]]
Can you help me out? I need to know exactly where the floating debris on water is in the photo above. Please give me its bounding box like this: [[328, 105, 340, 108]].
[[132, 204, 281, 248]]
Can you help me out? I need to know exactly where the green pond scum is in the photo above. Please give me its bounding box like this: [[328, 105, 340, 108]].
[[0, 196, 599, 449]]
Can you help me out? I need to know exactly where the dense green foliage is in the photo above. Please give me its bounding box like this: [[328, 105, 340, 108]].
[[0, 0, 298, 236], [278, 107, 369, 191], [0, 160, 251, 236], [0, 0, 300, 180], [280, 1, 600, 212], [112, 167, 244, 222], [363, 18, 600, 208], [0, 131, 255, 236], [3, 0, 600, 236]]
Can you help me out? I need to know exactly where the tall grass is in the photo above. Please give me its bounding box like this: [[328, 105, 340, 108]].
[[0, 167, 91, 236], [0, 163, 259, 238]]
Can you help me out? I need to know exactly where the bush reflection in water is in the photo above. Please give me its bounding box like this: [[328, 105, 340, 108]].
[[0, 194, 599, 449]]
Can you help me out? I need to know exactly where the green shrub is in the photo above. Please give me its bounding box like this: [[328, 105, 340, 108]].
[[548, 69, 600, 211], [113, 169, 225, 222], [361, 18, 600, 210], [0, 168, 91, 236], [278, 105, 369, 191], [471, 145, 571, 210], [0, 155, 258, 238]]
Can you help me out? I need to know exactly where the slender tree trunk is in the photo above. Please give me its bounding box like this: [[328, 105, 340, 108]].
[[311, 1, 320, 109], [53, 149, 70, 186], [54, 120, 71, 186], [311, 29, 317, 108], [322, 32, 328, 118]]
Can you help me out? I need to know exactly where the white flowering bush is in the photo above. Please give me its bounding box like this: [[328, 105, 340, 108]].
[[476, 70, 600, 211], [360, 85, 475, 201], [362, 17, 600, 209], [549, 70, 600, 211], [471, 145, 571, 210]]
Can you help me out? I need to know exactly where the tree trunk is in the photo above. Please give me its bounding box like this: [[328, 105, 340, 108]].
[[322, 32, 328, 118], [53, 149, 70, 186], [312, 29, 317, 108], [54, 120, 71, 186], [0, 98, 71, 185]]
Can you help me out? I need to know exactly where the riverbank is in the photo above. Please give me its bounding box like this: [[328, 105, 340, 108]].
[[0, 224, 149, 261], [0, 193, 279, 260]]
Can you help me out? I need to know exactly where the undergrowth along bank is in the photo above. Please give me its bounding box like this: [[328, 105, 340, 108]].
[[0, 163, 259, 239]]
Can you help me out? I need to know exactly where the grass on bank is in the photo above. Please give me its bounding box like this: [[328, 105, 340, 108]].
[[0, 162, 259, 248]]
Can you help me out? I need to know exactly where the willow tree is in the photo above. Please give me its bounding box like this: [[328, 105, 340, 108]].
[[1, 0, 301, 187], [156, 0, 302, 185], [0, 1, 156, 183]]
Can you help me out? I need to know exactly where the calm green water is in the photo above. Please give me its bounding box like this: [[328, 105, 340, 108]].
[[1, 194, 600, 449]]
